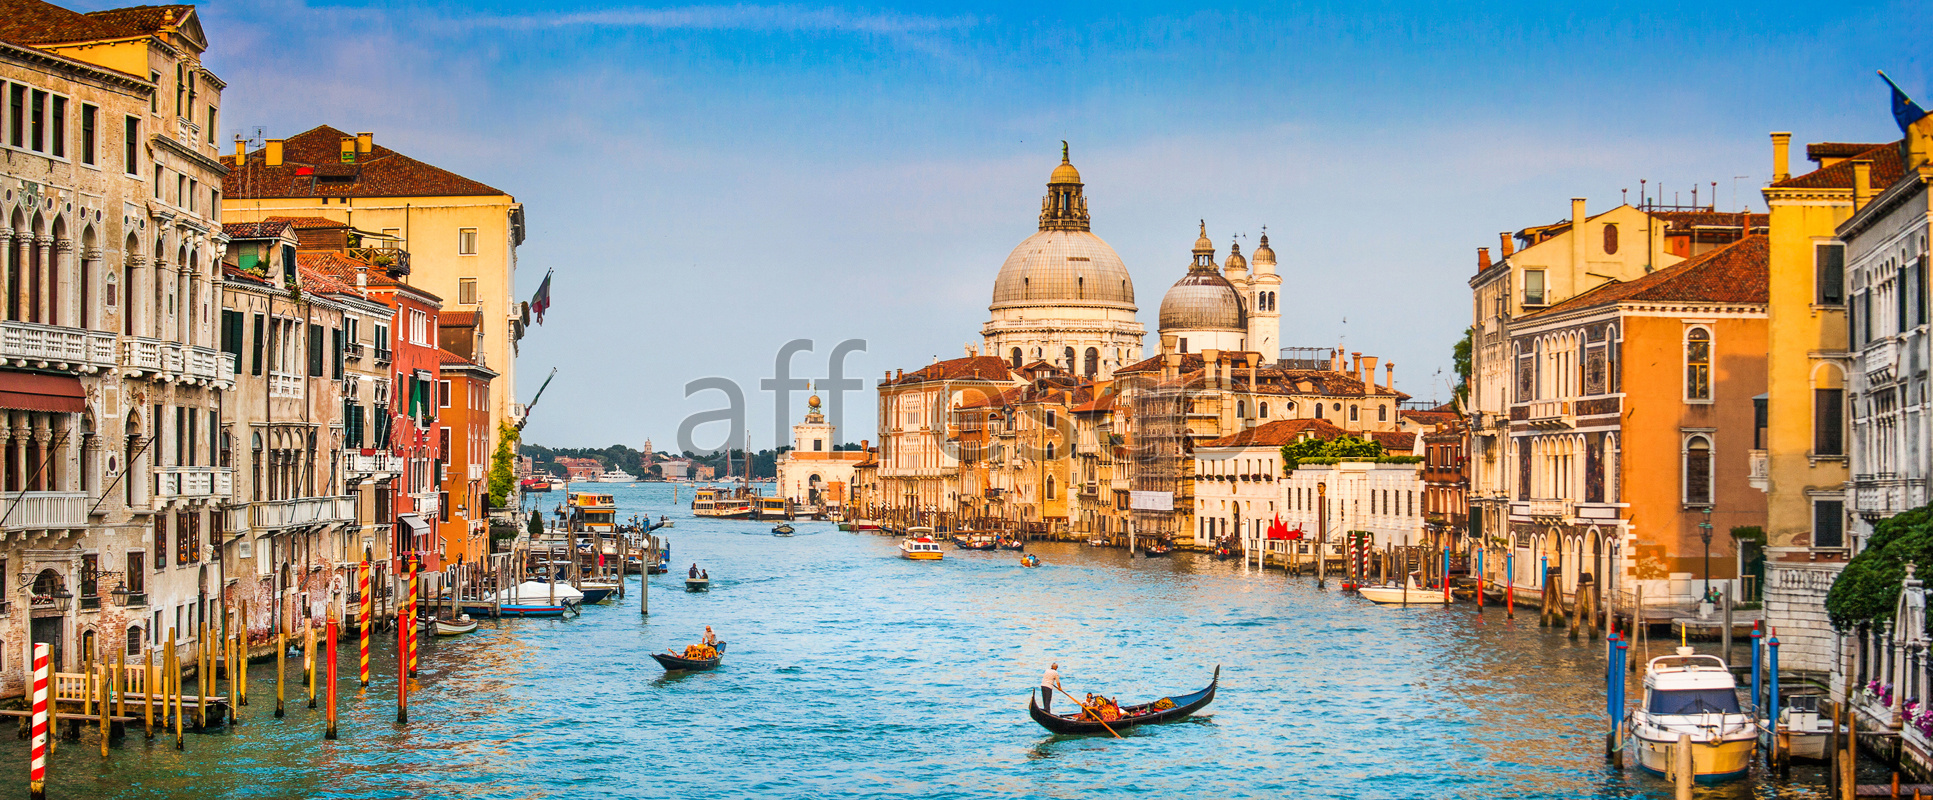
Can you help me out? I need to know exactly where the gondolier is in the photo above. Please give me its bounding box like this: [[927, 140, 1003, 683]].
[[1040, 663, 1061, 713]]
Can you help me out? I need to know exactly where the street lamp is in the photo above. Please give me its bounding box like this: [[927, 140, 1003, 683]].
[[1699, 506, 1714, 601]]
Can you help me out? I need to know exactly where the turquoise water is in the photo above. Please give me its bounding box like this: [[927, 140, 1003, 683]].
[[44, 484, 1853, 798]]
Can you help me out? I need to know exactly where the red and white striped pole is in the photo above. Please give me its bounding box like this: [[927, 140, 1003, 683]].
[[406, 561, 419, 678], [29, 642, 49, 800]]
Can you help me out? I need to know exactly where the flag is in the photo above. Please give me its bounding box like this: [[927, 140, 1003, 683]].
[[1881, 70, 1930, 134], [530, 269, 553, 325]]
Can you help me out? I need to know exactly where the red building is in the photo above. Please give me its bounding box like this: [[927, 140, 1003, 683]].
[[437, 348, 496, 563], [361, 278, 446, 570]]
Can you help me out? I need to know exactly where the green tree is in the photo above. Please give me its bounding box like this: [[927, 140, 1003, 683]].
[[527, 509, 544, 537], [488, 421, 521, 509], [1826, 506, 1933, 631], [1279, 434, 1385, 472], [1452, 327, 1473, 405]]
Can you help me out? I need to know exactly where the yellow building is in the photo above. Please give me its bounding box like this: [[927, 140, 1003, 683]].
[[221, 126, 524, 461], [1758, 136, 1903, 672]]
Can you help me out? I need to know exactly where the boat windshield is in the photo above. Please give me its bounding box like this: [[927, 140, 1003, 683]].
[[1648, 688, 1741, 715]]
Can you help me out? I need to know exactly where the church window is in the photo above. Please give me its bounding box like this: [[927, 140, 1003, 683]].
[[1011, 348, 1022, 369], [1315, 403, 1323, 419], [1260, 402, 1269, 418], [1084, 348, 1098, 377], [812, 439, 822, 452], [1379, 404, 1387, 421], [1179, 338, 1189, 353], [1349, 405, 1359, 421]]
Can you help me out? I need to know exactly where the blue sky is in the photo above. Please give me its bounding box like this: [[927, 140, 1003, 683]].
[[116, 0, 1930, 451]]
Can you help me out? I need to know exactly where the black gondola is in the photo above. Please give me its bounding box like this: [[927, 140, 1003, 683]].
[[1027, 666, 1218, 734], [651, 641, 727, 672], [1141, 542, 1174, 557]]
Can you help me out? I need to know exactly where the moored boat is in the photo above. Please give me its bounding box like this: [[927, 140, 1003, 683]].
[[1772, 694, 1837, 761], [492, 580, 585, 617], [652, 641, 727, 672], [1630, 648, 1757, 782], [578, 581, 620, 604], [1141, 541, 1173, 557], [1027, 666, 1219, 734], [1000, 538, 1025, 551], [433, 616, 479, 636], [1357, 575, 1451, 605], [853, 519, 882, 531]]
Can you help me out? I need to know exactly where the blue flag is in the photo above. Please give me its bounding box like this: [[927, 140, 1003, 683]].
[[1881, 70, 1929, 133]]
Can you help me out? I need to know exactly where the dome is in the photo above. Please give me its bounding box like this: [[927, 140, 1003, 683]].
[[1224, 241, 1248, 272], [1049, 140, 1081, 185], [990, 229, 1136, 310], [1159, 270, 1247, 331], [1253, 231, 1276, 265]]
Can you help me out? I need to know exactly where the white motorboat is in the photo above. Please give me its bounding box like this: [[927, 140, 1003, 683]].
[[1773, 694, 1837, 761], [593, 469, 637, 483], [1357, 574, 1451, 605], [1631, 647, 1757, 782], [492, 580, 586, 605]]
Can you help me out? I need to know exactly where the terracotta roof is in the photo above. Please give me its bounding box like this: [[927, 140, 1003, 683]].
[[1650, 211, 1768, 230], [225, 125, 507, 199], [222, 220, 293, 239], [295, 260, 355, 295], [1368, 431, 1416, 452], [882, 356, 1016, 386], [1400, 409, 1457, 426], [438, 309, 478, 327], [1771, 141, 1904, 190], [1070, 392, 1116, 414], [1532, 235, 1769, 316], [1198, 419, 1349, 448], [438, 350, 475, 367], [1807, 142, 1888, 162], [266, 216, 350, 229], [0, 1, 191, 46]]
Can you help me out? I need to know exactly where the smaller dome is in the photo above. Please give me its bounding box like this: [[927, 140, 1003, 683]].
[[1049, 141, 1081, 184], [1159, 271, 1247, 331], [1225, 241, 1247, 272], [1192, 220, 1213, 255], [1253, 232, 1276, 265]]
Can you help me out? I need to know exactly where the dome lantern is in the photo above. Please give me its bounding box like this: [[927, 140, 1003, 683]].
[[1039, 142, 1091, 232]]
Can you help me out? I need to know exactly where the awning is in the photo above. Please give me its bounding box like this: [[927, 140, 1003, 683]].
[[0, 373, 83, 414], [398, 513, 431, 536]]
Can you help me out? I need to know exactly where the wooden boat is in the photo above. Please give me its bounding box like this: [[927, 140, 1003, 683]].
[[1000, 538, 1025, 551], [652, 641, 727, 672], [1028, 666, 1219, 734], [772, 523, 795, 536], [1020, 554, 1042, 568], [838, 522, 855, 532], [853, 519, 882, 532], [1357, 575, 1451, 605], [432, 616, 479, 636], [1141, 542, 1173, 557]]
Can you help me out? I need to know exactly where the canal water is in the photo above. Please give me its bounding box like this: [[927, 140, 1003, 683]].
[[45, 484, 1862, 798]]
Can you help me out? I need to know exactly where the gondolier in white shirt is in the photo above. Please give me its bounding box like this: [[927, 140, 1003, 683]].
[[1040, 663, 1061, 713]]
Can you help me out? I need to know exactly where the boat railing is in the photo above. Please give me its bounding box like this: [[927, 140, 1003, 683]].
[[1645, 652, 1729, 674]]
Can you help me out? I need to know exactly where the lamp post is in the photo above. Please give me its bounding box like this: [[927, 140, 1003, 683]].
[[1699, 506, 1714, 601]]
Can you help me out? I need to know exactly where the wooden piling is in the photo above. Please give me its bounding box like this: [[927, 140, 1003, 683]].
[[275, 630, 285, 718], [198, 616, 209, 730], [359, 560, 372, 688], [1673, 733, 1692, 800], [97, 662, 107, 757], [239, 600, 249, 708], [28, 643, 47, 800], [306, 622, 317, 710], [324, 612, 338, 741], [169, 628, 182, 751], [144, 646, 153, 737]]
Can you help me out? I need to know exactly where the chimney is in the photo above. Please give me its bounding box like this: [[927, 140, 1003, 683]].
[[357, 131, 374, 154], [1384, 362, 1395, 391], [265, 139, 284, 167], [1770, 132, 1792, 182], [1852, 159, 1873, 212], [860, 439, 869, 452], [340, 136, 358, 164], [1910, 115, 1933, 172], [1351, 352, 1363, 383], [1204, 349, 1221, 388], [1499, 232, 1515, 258], [233, 138, 245, 160], [1161, 333, 1178, 357], [1476, 247, 1491, 272], [1360, 356, 1378, 388]]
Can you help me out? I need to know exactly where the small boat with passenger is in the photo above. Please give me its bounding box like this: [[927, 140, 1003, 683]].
[[772, 523, 795, 536], [1028, 666, 1219, 734], [652, 641, 727, 672]]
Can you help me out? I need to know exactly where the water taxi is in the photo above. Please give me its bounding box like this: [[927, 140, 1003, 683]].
[[1631, 647, 1757, 782], [567, 492, 618, 533], [692, 488, 754, 519], [899, 528, 944, 560], [755, 496, 792, 521]]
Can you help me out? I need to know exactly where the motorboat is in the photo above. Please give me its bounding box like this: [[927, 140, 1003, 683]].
[[853, 519, 882, 532], [432, 615, 479, 636], [687, 575, 711, 591], [772, 523, 795, 536], [898, 535, 944, 561], [1357, 574, 1452, 605], [1631, 647, 1757, 782], [593, 469, 638, 483], [492, 580, 585, 617], [1772, 694, 1838, 761], [577, 581, 620, 604]]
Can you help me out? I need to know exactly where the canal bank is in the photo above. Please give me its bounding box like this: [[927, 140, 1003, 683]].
[[31, 484, 1870, 798]]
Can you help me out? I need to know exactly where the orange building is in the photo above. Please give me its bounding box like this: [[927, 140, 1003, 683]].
[[1505, 236, 1769, 608], [437, 350, 496, 563]]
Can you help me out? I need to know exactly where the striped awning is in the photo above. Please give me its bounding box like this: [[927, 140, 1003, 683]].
[[0, 373, 83, 414]]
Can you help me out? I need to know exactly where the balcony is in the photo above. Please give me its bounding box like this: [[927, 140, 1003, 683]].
[[1749, 450, 1770, 492], [0, 491, 86, 531], [151, 467, 233, 509], [0, 321, 115, 373], [411, 492, 440, 518], [1511, 498, 1573, 520], [344, 341, 366, 360], [1522, 400, 1574, 430], [468, 462, 485, 482], [1853, 473, 1926, 520], [1864, 339, 1901, 384], [269, 371, 303, 399], [345, 451, 403, 478], [250, 496, 355, 530], [346, 245, 410, 277], [120, 338, 235, 387], [373, 348, 393, 366]]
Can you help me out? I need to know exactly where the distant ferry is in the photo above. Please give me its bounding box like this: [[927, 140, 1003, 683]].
[[692, 487, 753, 519], [593, 469, 637, 483]]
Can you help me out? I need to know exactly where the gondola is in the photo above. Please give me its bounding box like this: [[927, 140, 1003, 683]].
[[772, 523, 795, 536], [1000, 538, 1025, 551], [1141, 542, 1174, 557], [1027, 666, 1218, 735], [651, 641, 727, 672]]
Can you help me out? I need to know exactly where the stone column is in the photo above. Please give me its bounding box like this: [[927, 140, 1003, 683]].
[[30, 415, 50, 493], [36, 236, 54, 326], [11, 232, 27, 322], [10, 413, 29, 494], [79, 246, 99, 333]]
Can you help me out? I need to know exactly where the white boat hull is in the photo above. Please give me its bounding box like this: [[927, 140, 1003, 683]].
[[1357, 586, 1450, 605], [1633, 731, 1755, 782]]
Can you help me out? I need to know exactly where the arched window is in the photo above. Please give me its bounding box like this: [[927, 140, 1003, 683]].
[[1378, 404, 1388, 421], [1259, 402, 1269, 418], [1046, 442, 1055, 460], [1349, 405, 1359, 421], [1084, 347, 1098, 377], [1684, 435, 1713, 505], [1046, 476, 1056, 500], [126, 626, 143, 656], [1064, 346, 1075, 369], [1237, 400, 1246, 417], [1603, 224, 1619, 254], [1010, 348, 1022, 369], [1315, 402, 1324, 418], [1685, 328, 1712, 401]]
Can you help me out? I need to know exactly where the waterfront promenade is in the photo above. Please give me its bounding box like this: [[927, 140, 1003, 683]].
[[34, 484, 1858, 798]]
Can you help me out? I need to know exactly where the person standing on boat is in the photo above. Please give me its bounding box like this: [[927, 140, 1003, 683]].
[[689, 563, 699, 579], [1040, 663, 1061, 712], [702, 626, 718, 647]]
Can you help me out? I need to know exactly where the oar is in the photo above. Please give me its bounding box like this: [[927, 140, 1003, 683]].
[[1055, 686, 1122, 739]]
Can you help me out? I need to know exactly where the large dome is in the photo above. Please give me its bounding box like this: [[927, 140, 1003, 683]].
[[1159, 270, 1246, 331], [989, 229, 1137, 310]]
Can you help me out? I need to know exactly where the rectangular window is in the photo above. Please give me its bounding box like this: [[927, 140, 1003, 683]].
[[1860, 292, 1873, 345], [205, 106, 216, 145], [174, 406, 184, 467], [148, 71, 160, 112], [125, 551, 144, 600], [1814, 500, 1845, 549], [123, 116, 138, 174], [439, 380, 451, 408], [1815, 388, 1845, 456], [153, 164, 161, 198], [154, 514, 168, 570], [458, 228, 478, 255], [439, 426, 450, 457], [458, 278, 477, 305], [250, 313, 265, 375], [332, 327, 344, 379], [28, 89, 44, 152], [308, 323, 324, 376], [49, 96, 64, 158], [9, 85, 25, 148], [1816, 243, 1845, 305], [176, 174, 185, 206], [187, 178, 197, 213], [79, 103, 95, 165], [1523, 270, 1547, 306]]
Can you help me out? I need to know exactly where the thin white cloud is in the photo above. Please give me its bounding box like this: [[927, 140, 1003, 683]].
[[447, 4, 977, 36]]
